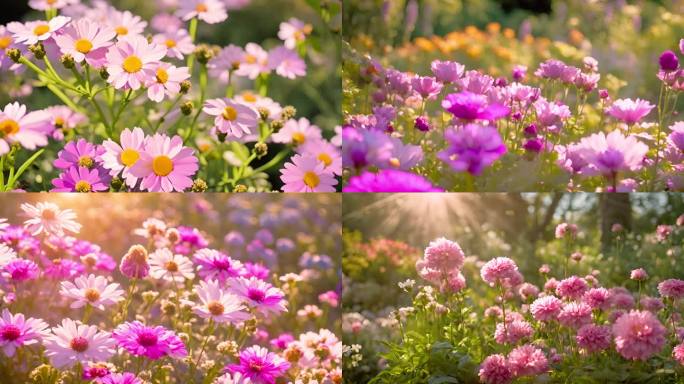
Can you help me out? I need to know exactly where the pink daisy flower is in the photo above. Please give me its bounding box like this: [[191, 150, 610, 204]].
[[478, 354, 513, 384], [29, 0, 70, 10], [280, 154, 337, 192], [152, 29, 195, 60], [54, 18, 116, 67], [51, 166, 109, 192], [7, 16, 71, 46], [272, 117, 322, 146], [557, 302, 593, 329], [208, 44, 246, 83], [576, 324, 612, 353], [21, 201, 81, 236], [235, 43, 269, 79], [229, 276, 287, 315], [107, 10, 147, 39], [59, 273, 124, 311], [278, 18, 312, 49], [45, 105, 87, 140], [0, 25, 24, 72], [613, 310, 666, 360], [193, 248, 244, 283], [297, 139, 342, 176], [234, 92, 282, 121], [101, 127, 147, 188], [53, 139, 104, 170], [507, 344, 548, 377], [149, 248, 194, 283], [151, 14, 183, 34], [267, 46, 306, 79], [177, 0, 228, 24], [145, 62, 190, 102], [226, 345, 290, 384], [44, 319, 116, 368], [480, 257, 519, 287], [129, 134, 198, 192], [203, 98, 259, 139], [530, 295, 562, 322], [191, 279, 251, 324], [100, 373, 142, 384], [0, 309, 49, 357], [112, 321, 187, 360], [106, 35, 167, 90], [0, 102, 52, 156]]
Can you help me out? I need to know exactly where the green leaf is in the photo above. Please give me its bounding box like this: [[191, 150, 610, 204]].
[[5, 149, 44, 191], [427, 376, 459, 384]]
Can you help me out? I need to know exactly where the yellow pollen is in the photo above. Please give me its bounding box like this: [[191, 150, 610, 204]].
[[195, 3, 208, 12], [74, 38, 93, 54], [0, 119, 19, 136], [54, 117, 65, 128], [78, 156, 94, 168], [75, 180, 92, 192], [231, 61, 241, 70], [33, 24, 50, 36], [292, 132, 305, 145], [84, 288, 100, 302], [0, 36, 11, 50], [115, 26, 128, 36], [165, 260, 179, 272], [244, 54, 257, 64], [294, 31, 305, 40], [122, 55, 142, 73], [120, 148, 139, 167], [46, 0, 57, 4], [303, 171, 319, 188], [207, 300, 224, 316], [222, 106, 238, 121], [155, 68, 169, 84], [165, 39, 176, 48], [152, 155, 174, 176], [389, 157, 401, 168], [242, 92, 257, 103], [317, 153, 333, 167]]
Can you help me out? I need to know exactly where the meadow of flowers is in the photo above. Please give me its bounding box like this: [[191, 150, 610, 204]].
[[0, 0, 342, 192], [341, 0, 684, 192], [343, 194, 684, 383], [0, 194, 341, 383]]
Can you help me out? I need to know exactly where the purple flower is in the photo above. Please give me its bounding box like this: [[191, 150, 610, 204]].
[[343, 169, 443, 192], [341, 127, 393, 169], [441, 91, 509, 121], [659, 50, 679, 71], [193, 248, 244, 283], [534, 99, 571, 130], [51, 167, 109, 192], [437, 124, 506, 175], [523, 138, 544, 153], [534, 59, 569, 80], [574, 72, 600, 92], [414, 116, 430, 132], [99, 372, 142, 384], [386, 137, 423, 170], [457, 70, 494, 94], [112, 321, 187, 360], [512, 65, 527, 81], [2, 259, 39, 282], [430, 60, 464, 83], [576, 131, 649, 175], [410, 76, 442, 99], [226, 345, 290, 384], [53, 139, 104, 170], [384, 69, 412, 96], [607, 98, 655, 124]]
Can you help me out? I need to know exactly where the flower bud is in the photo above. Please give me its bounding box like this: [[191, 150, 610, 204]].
[[110, 176, 123, 191], [257, 107, 270, 121], [191, 178, 207, 192], [60, 54, 75, 69], [180, 101, 193, 116], [281, 106, 297, 120], [195, 44, 214, 64], [217, 132, 227, 142], [270, 120, 284, 132], [28, 43, 46, 59], [6, 48, 21, 63], [99, 67, 109, 80], [180, 80, 191, 94], [234, 184, 247, 193], [254, 142, 268, 158]]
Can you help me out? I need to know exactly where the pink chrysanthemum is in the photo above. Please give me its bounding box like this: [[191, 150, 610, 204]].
[[554, 222, 577, 239], [129, 134, 198, 192], [152, 29, 194, 60], [494, 320, 533, 344], [280, 154, 337, 192], [630, 268, 649, 281], [113, 321, 187, 360], [101, 127, 147, 188], [478, 354, 513, 384], [557, 302, 592, 329], [0, 309, 48, 357], [613, 310, 666, 360], [54, 18, 116, 67], [556, 276, 588, 300], [21, 201, 81, 236], [226, 345, 290, 384], [530, 295, 562, 322], [641, 297, 665, 312], [422, 237, 465, 272], [673, 343, 684, 365], [106, 35, 166, 90], [177, 0, 228, 24], [59, 273, 124, 311], [0, 102, 52, 156], [272, 117, 322, 146], [507, 344, 548, 377], [267, 46, 306, 79], [582, 287, 612, 310], [145, 62, 190, 102], [229, 276, 287, 315], [2, 258, 40, 282], [658, 279, 684, 299], [203, 98, 259, 139], [191, 280, 251, 324], [480, 257, 519, 287], [193, 248, 244, 283], [7, 16, 71, 45], [576, 324, 612, 353], [44, 319, 115, 368]]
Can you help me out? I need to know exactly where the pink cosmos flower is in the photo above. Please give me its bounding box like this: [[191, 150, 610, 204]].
[[534, 98, 571, 130], [226, 345, 290, 384], [44, 319, 115, 368], [480, 257, 518, 287], [203, 98, 259, 139], [54, 18, 116, 67], [530, 295, 562, 322], [59, 274, 124, 310], [0, 102, 52, 155], [152, 29, 194, 60], [21, 202, 81, 236], [556, 276, 588, 300], [51, 166, 109, 192], [145, 62, 190, 102], [235, 43, 269, 79], [129, 134, 198, 192], [507, 344, 548, 377], [441, 91, 509, 121], [100, 373, 142, 384], [478, 354, 513, 384], [557, 302, 592, 329], [0, 309, 48, 357], [106, 35, 167, 90], [0, 25, 24, 72], [229, 276, 287, 315], [278, 18, 312, 49], [613, 310, 666, 360], [193, 248, 244, 283], [177, 0, 228, 24], [280, 154, 337, 192], [101, 127, 147, 188], [411, 76, 443, 99], [431, 60, 464, 83], [272, 117, 322, 146], [113, 321, 187, 360], [53, 138, 104, 170], [267, 46, 306, 79], [298, 139, 342, 176], [191, 279, 251, 324], [438, 124, 506, 175], [658, 279, 684, 299], [208, 45, 246, 83], [576, 324, 612, 352], [108, 10, 147, 39], [607, 98, 655, 124], [7, 16, 71, 45], [577, 131, 648, 175]]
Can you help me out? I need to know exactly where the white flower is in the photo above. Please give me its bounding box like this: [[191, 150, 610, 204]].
[[149, 248, 195, 283], [59, 274, 124, 311], [0, 244, 17, 267], [191, 280, 250, 324], [133, 218, 167, 238], [0, 218, 8, 231], [44, 319, 115, 368], [21, 202, 81, 236]]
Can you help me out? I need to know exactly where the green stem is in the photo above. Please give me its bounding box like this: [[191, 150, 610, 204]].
[[187, 18, 198, 73], [184, 64, 207, 143]]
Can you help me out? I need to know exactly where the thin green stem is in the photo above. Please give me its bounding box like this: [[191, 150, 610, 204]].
[[187, 18, 198, 73]]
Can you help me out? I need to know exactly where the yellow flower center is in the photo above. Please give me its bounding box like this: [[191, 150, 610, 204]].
[[156, 68, 169, 84], [165, 39, 176, 48], [231, 61, 241, 70], [75, 180, 92, 192], [0, 36, 12, 50], [318, 153, 333, 167], [207, 300, 224, 316], [75, 38, 93, 54], [222, 106, 238, 121], [41, 209, 57, 220], [46, 0, 57, 4], [242, 92, 257, 103], [120, 148, 140, 167], [33, 24, 50, 36], [78, 156, 94, 168], [54, 117, 65, 128], [389, 157, 401, 168], [122, 55, 142, 73], [84, 288, 100, 302], [165, 260, 179, 272], [292, 132, 305, 145], [303, 171, 319, 188], [195, 3, 208, 12], [152, 155, 174, 176], [244, 54, 257, 64], [0, 119, 19, 137], [115, 26, 128, 36]]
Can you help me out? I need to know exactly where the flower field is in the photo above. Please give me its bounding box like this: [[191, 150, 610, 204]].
[[0, 0, 342, 192], [0, 194, 341, 383], [343, 193, 684, 383], [341, 0, 684, 192]]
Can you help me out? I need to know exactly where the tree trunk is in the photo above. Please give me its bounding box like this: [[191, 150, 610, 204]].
[[599, 194, 632, 254]]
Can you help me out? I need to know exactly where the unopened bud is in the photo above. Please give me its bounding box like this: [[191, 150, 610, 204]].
[[234, 185, 247, 193], [180, 80, 191, 94], [270, 120, 284, 132], [257, 107, 270, 121], [6, 48, 21, 63], [281, 106, 297, 120], [254, 142, 268, 158], [195, 44, 214, 65], [60, 54, 75, 69], [99, 67, 109, 80], [28, 43, 45, 59], [191, 178, 207, 192], [180, 101, 193, 116]]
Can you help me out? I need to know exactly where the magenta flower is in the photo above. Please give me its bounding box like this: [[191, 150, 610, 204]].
[[557, 302, 592, 329], [203, 98, 259, 139], [51, 166, 109, 192], [659, 50, 680, 71], [0, 102, 52, 156], [658, 279, 684, 299], [193, 248, 244, 283], [106, 35, 166, 90], [100, 373, 142, 384], [101, 127, 147, 188], [54, 18, 116, 67], [54, 139, 104, 170], [343, 169, 443, 192], [430, 60, 464, 83], [113, 321, 187, 360], [607, 98, 655, 124], [280, 154, 337, 192], [534, 59, 569, 80], [229, 277, 287, 315], [119, 245, 149, 279], [129, 134, 198, 192], [556, 276, 588, 300], [0, 309, 48, 357], [613, 310, 666, 360], [7, 16, 70, 45], [226, 345, 290, 384], [441, 91, 509, 121], [267, 46, 306, 79], [176, 0, 228, 24], [576, 131, 648, 176], [438, 124, 506, 175], [2, 258, 39, 282], [478, 354, 512, 384], [530, 295, 562, 322]]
